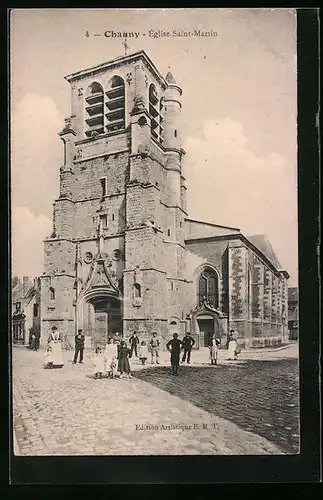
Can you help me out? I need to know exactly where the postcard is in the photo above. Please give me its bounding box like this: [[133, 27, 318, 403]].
[[10, 8, 300, 462]]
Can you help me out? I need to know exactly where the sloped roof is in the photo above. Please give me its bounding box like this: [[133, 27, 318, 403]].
[[288, 287, 298, 302], [11, 282, 40, 310], [247, 234, 282, 269]]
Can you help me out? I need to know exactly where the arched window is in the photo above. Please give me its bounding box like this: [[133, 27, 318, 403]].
[[49, 287, 55, 301], [197, 268, 219, 308], [149, 84, 163, 144], [133, 283, 141, 299], [105, 76, 125, 133], [85, 82, 104, 137]]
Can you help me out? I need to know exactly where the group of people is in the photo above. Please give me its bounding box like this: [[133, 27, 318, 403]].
[[43, 326, 241, 377], [91, 331, 161, 379]]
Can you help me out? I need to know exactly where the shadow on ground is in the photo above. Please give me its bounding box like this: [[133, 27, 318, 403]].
[[134, 358, 299, 454]]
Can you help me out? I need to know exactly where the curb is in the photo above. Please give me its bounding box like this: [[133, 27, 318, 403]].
[[243, 343, 297, 354]]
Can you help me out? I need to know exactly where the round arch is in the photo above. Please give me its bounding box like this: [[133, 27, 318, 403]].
[[85, 81, 104, 97], [84, 82, 104, 137], [76, 288, 122, 347]]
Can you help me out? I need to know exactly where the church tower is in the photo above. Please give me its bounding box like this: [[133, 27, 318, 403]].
[[40, 50, 187, 347]]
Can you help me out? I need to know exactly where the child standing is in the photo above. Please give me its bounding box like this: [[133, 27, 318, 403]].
[[104, 339, 117, 378], [117, 340, 132, 379], [139, 340, 149, 365], [44, 345, 53, 369], [92, 346, 105, 379]]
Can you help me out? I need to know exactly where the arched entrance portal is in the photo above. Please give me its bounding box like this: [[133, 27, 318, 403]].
[[189, 297, 228, 349], [79, 291, 122, 348], [196, 314, 220, 347]]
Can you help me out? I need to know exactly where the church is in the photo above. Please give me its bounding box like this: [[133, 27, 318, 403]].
[[40, 50, 289, 350]]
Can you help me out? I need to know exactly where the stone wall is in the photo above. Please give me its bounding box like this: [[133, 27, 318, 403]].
[[40, 274, 75, 346], [72, 153, 128, 202]]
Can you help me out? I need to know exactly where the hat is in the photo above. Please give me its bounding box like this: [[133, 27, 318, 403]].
[[52, 326, 57, 331], [78, 329, 83, 333]]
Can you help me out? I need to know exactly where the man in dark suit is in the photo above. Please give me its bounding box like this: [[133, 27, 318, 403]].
[[166, 333, 183, 376], [72, 329, 85, 364], [181, 332, 195, 364], [129, 331, 140, 357]]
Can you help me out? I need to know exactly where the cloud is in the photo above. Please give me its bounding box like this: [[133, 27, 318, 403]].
[[184, 118, 298, 283], [11, 93, 62, 219], [11, 206, 52, 278]]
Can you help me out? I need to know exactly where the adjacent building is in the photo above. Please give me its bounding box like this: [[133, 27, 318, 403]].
[[12, 277, 41, 345], [288, 287, 299, 340], [39, 50, 290, 349]]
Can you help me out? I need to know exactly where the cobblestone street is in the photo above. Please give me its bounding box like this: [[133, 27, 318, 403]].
[[12, 344, 299, 456]]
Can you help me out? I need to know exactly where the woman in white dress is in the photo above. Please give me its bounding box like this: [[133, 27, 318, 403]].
[[93, 346, 105, 379], [227, 329, 238, 360], [104, 339, 117, 378], [209, 334, 220, 365], [47, 326, 64, 368]]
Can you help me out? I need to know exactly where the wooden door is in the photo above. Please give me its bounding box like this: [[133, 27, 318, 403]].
[[95, 311, 108, 346], [197, 319, 214, 347]]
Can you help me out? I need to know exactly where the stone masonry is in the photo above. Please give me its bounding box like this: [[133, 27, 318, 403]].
[[39, 50, 289, 349]]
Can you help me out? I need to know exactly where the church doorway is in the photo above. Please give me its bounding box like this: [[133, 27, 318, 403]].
[[83, 296, 122, 347], [197, 318, 214, 347]]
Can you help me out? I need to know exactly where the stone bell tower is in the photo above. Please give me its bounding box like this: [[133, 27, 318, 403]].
[[40, 50, 187, 347]]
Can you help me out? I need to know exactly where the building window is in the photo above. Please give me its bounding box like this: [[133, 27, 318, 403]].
[[49, 287, 55, 301], [197, 268, 219, 308], [174, 130, 177, 138], [133, 283, 141, 298], [167, 229, 171, 237], [33, 304, 39, 317], [84, 82, 104, 137], [105, 76, 125, 133], [112, 213, 115, 221], [170, 282, 174, 291], [149, 85, 163, 145], [100, 214, 108, 229], [100, 177, 107, 197]]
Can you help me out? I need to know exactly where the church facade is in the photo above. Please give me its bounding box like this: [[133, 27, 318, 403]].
[[40, 50, 289, 349]]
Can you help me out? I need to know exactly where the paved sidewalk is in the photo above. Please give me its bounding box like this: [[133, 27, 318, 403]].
[[12, 347, 285, 456]]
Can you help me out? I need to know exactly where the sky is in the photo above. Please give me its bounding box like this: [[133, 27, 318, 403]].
[[10, 8, 298, 285]]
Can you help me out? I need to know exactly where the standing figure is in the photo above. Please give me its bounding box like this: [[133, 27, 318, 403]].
[[129, 332, 140, 358], [30, 332, 39, 351], [209, 333, 221, 365], [104, 338, 117, 378], [73, 329, 85, 364], [138, 340, 149, 365], [149, 332, 160, 364], [34, 335, 40, 351], [44, 345, 53, 369], [166, 333, 183, 376], [181, 332, 195, 364], [47, 326, 64, 368], [227, 328, 238, 360], [92, 346, 105, 379], [117, 340, 132, 378]]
